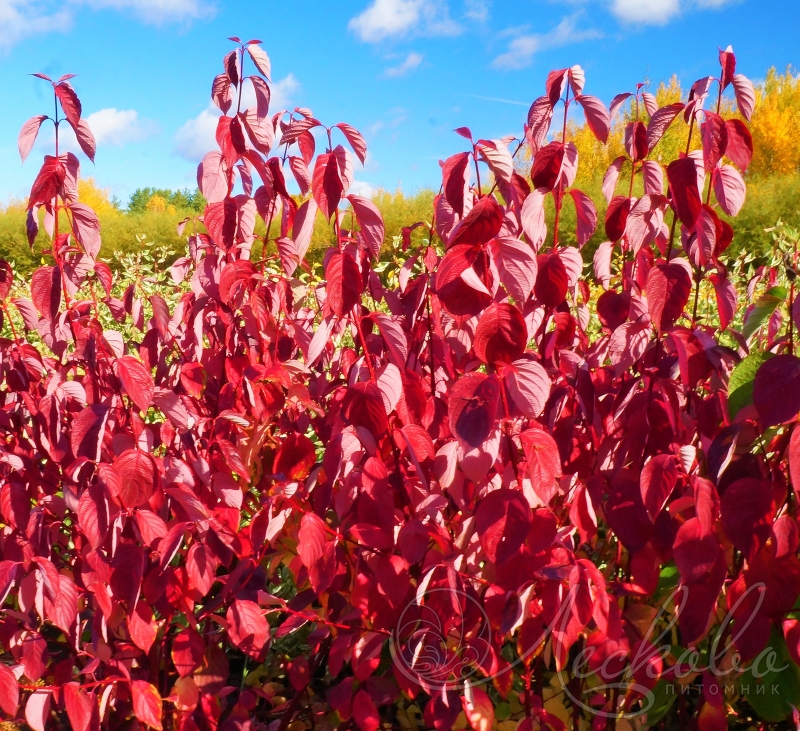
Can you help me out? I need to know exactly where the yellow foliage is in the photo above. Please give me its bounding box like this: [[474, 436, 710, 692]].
[[77, 178, 120, 218], [146, 194, 167, 213], [750, 67, 800, 176]]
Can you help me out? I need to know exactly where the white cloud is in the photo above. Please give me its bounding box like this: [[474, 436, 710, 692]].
[[464, 0, 489, 21], [0, 0, 71, 50], [384, 52, 424, 77], [609, 0, 680, 24], [348, 0, 460, 43], [174, 74, 300, 161], [77, 0, 214, 23], [492, 14, 602, 70], [84, 108, 150, 145], [349, 180, 375, 198]]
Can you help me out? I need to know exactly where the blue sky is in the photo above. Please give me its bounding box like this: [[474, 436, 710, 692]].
[[0, 0, 796, 206]]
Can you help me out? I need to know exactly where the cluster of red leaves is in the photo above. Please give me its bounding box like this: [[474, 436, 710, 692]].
[[1, 39, 798, 731]]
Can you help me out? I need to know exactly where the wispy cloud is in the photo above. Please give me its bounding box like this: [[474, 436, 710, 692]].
[[77, 0, 215, 24], [465, 93, 528, 106], [0, 0, 71, 50], [349, 0, 460, 43], [384, 52, 424, 77], [492, 13, 602, 70], [609, 0, 680, 25]]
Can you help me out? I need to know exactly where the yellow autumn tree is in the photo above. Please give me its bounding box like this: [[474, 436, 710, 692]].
[[749, 67, 800, 176]]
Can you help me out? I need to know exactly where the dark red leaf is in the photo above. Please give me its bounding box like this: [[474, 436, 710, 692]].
[[646, 263, 692, 333], [473, 302, 527, 364], [476, 488, 533, 565], [753, 354, 800, 428], [448, 372, 500, 450]]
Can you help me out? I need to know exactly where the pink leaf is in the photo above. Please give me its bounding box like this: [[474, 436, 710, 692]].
[[246, 43, 271, 79], [18, 115, 48, 163], [335, 122, 367, 165], [602, 156, 625, 204], [646, 103, 684, 152], [488, 236, 538, 303], [712, 165, 746, 216], [732, 74, 756, 121], [348, 194, 385, 260], [576, 95, 610, 143], [504, 358, 550, 418], [568, 189, 597, 246]]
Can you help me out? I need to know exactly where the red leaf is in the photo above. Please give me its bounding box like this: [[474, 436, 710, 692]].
[[226, 598, 269, 659], [625, 121, 648, 162], [55, 81, 82, 126], [24, 690, 50, 731], [640, 454, 678, 521], [246, 43, 271, 80], [646, 103, 684, 152], [448, 372, 500, 450], [353, 689, 380, 731], [712, 165, 746, 216], [31, 265, 61, 321], [448, 195, 504, 249], [534, 253, 568, 308], [335, 122, 367, 165], [113, 449, 156, 508], [326, 250, 362, 317], [131, 680, 163, 730], [70, 403, 109, 462], [298, 513, 327, 568], [463, 687, 495, 731], [0, 662, 18, 718], [274, 432, 317, 481], [476, 488, 533, 565], [488, 236, 538, 303], [115, 355, 154, 413], [605, 195, 632, 241], [0, 260, 11, 301], [312, 150, 344, 220], [646, 263, 692, 333], [442, 152, 471, 218], [526, 95, 553, 154], [504, 359, 551, 418], [348, 194, 385, 259], [18, 115, 48, 163], [342, 381, 388, 437], [473, 302, 527, 364], [70, 202, 101, 258], [172, 625, 205, 678], [63, 683, 94, 731], [520, 425, 562, 505], [70, 118, 96, 162], [667, 157, 702, 229], [129, 602, 157, 654], [575, 95, 610, 143], [700, 111, 728, 171], [435, 244, 494, 317], [568, 188, 597, 246], [753, 354, 800, 428], [724, 119, 753, 171], [720, 478, 775, 558], [732, 74, 756, 121]]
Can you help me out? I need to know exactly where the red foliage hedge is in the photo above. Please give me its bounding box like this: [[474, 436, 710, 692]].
[[2, 40, 799, 731]]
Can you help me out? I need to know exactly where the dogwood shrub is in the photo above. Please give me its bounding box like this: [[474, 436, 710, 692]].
[[1, 39, 798, 731]]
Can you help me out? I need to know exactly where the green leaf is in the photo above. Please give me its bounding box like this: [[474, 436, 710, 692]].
[[641, 679, 678, 728], [728, 351, 775, 420], [742, 286, 787, 341], [743, 625, 800, 722]]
